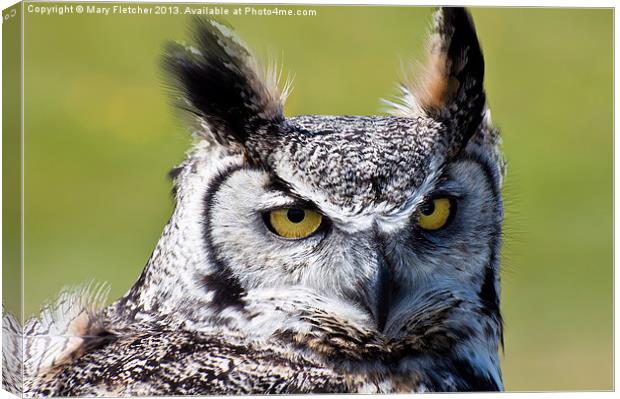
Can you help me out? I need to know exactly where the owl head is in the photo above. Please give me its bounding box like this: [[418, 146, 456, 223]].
[[110, 7, 504, 390]]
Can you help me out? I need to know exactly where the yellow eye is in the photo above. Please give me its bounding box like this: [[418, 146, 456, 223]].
[[267, 208, 323, 239], [418, 198, 453, 230]]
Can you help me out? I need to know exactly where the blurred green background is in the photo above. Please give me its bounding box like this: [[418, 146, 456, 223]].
[[16, 3, 612, 391]]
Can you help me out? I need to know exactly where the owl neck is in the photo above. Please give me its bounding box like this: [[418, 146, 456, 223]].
[[228, 286, 503, 391], [104, 237, 503, 392]]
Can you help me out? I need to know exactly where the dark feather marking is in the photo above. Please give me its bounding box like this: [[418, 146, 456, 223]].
[[167, 165, 184, 180], [199, 269, 245, 313], [202, 166, 247, 311], [438, 7, 486, 147], [479, 263, 499, 318], [450, 358, 500, 392], [168, 166, 184, 198], [457, 151, 504, 346], [162, 18, 284, 146]]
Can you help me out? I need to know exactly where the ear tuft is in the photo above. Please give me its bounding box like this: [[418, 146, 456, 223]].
[[388, 7, 486, 145], [163, 18, 291, 146]]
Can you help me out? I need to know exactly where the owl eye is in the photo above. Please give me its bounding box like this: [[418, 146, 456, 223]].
[[266, 208, 323, 239], [417, 198, 454, 230]]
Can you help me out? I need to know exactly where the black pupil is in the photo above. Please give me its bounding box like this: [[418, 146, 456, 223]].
[[287, 209, 306, 223], [421, 200, 435, 216]]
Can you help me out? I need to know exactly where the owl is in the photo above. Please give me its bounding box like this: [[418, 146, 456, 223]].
[[3, 6, 505, 396]]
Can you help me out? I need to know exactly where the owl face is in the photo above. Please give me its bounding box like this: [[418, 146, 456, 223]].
[[201, 114, 502, 335], [124, 7, 504, 385]]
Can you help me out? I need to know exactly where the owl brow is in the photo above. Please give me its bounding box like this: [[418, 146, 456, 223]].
[[424, 154, 498, 202], [399, 171, 459, 216], [419, 175, 465, 203], [264, 175, 320, 210]]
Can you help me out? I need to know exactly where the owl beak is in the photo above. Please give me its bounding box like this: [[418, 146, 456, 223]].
[[374, 249, 396, 333]]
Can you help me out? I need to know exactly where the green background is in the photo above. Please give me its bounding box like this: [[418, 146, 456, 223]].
[[17, 3, 612, 391]]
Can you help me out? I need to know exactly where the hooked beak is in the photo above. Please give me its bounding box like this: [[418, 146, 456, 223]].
[[350, 233, 399, 333], [360, 235, 399, 333], [375, 253, 394, 332]]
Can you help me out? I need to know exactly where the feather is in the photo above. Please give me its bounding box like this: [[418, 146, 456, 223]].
[[2, 282, 111, 395], [163, 18, 292, 146]]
